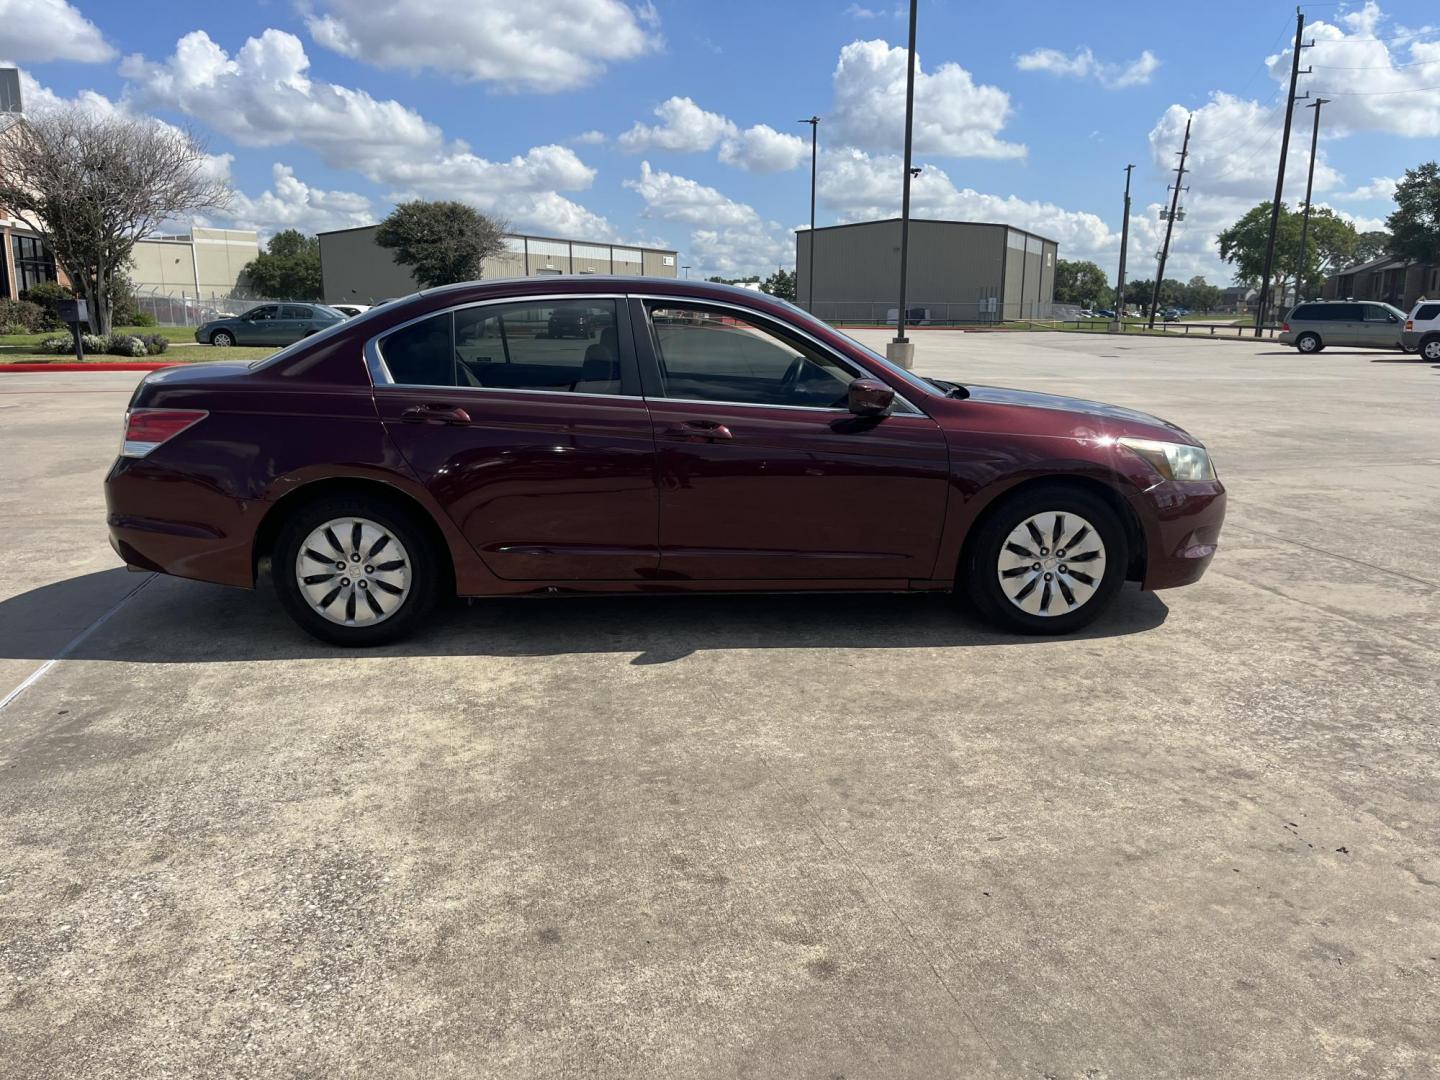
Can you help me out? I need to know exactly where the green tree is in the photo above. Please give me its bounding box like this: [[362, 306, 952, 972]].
[[1054, 259, 1112, 306], [1218, 201, 1357, 304], [706, 275, 760, 284], [1385, 162, 1440, 266], [241, 230, 323, 300], [1353, 230, 1392, 264], [375, 201, 508, 289], [760, 268, 796, 301], [1181, 276, 1222, 313]]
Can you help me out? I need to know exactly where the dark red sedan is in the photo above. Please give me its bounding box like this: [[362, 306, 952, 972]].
[[106, 278, 1225, 645]]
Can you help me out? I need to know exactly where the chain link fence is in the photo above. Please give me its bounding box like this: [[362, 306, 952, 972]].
[[132, 287, 308, 328]]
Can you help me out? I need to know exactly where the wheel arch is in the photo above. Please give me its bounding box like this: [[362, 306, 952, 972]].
[[956, 474, 1147, 587], [252, 476, 455, 592]]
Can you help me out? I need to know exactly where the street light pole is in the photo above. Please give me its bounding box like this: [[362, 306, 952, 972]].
[[1296, 96, 1329, 304], [798, 116, 820, 313], [681, 265, 691, 279], [887, 0, 919, 370], [1112, 164, 1134, 332]]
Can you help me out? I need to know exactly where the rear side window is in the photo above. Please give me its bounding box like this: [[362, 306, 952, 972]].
[[379, 312, 455, 386], [281, 305, 311, 319], [1414, 303, 1440, 321], [453, 300, 621, 393], [1291, 305, 1324, 321]]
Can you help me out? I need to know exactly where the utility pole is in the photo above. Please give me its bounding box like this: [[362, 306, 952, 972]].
[[887, 0, 919, 370], [798, 115, 820, 313], [1295, 96, 1330, 304], [1148, 116, 1191, 330], [1254, 7, 1312, 335], [1112, 164, 1134, 332]]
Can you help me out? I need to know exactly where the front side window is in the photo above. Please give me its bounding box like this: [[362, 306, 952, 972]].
[[646, 303, 856, 408], [246, 305, 279, 321], [377, 299, 624, 394], [1363, 304, 1399, 322]]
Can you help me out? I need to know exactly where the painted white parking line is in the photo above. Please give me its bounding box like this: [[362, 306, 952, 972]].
[[0, 574, 155, 713]]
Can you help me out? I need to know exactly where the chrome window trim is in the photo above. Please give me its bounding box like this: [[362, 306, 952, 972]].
[[632, 293, 925, 416], [383, 382, 642, 404], [365, 292, 630, 390]]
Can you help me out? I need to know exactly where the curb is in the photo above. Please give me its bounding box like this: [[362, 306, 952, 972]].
[[0, 362, 178, 373]]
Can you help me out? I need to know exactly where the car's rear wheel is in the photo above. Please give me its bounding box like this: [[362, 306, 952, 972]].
[[211, 329, 235, 347], [1421, 336, 1440, 362], [1295, 332, 1322, 354], [963, 484, 1128, 635], [273, 495, 438, 646]]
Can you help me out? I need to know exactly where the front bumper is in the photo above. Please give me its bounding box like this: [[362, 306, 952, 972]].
[[1128, 479, 1227, 591]]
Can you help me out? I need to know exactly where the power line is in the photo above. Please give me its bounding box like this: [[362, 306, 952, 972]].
[[1308, 84, 1440, 95]]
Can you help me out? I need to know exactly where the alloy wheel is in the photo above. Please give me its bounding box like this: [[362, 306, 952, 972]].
[[1424, 339, 1440, 361], [996, 511, 1107, 617], [294, 516, 412, 626]]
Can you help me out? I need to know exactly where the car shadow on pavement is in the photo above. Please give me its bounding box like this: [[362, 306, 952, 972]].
[[0, 568, 1170, 666]]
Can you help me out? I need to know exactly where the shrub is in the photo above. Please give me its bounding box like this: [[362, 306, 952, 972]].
[[40, 337, 72, 353], [105, 333, 148, 357], [140, 334, 169, 355], [130, 312, 158, 327], [0, 299, 47, 333], [19, 282, 73, 329]]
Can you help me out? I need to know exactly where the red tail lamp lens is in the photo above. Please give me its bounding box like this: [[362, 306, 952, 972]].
[[121, 409, 208, 458]]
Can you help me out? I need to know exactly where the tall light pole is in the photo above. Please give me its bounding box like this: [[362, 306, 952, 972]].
[[798, 115, 820, 313], [1295, 96, 1330, 304], [887, 0, 919, 370], [1254, 7, 1312, 335], [1148, 114, 1191, 330], [681, 265, 691, 279], [1112, 163, 1134, 331]]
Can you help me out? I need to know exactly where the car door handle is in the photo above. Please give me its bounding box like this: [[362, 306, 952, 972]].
[[401, 404, 471, 425], [664, 420, 733, 441]]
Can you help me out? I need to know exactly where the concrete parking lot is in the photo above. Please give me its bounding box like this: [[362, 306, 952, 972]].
[[1, 332, 1437, 1078]]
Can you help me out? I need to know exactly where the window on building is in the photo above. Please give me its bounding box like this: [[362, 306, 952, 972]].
[[11, 235, 57, 294]]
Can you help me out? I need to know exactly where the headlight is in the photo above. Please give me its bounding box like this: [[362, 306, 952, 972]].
[[1118, 437, 1216, 482]]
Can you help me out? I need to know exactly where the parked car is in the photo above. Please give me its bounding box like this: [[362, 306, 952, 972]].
[[1403, 299, 1440, 360], [330, 303, 371, 319], [1077, 309, 1095, 319], [1277, 300, 1407, 354], [1160, 309, 1182, 322], [546, 306, 602, 338], [108, 278, 1225, 645], [1094, 309, 1116, 319], [195, 303, 347, 347]]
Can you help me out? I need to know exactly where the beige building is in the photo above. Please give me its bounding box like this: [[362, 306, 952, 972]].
[[796, 218, 1058, 324], [319, 226, 679, 306], [127, 227, 260, 298]]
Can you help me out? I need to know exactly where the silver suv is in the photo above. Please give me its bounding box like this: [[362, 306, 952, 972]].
[[1403, 300, 1440, 361], [1278, 300, 1407, 354]]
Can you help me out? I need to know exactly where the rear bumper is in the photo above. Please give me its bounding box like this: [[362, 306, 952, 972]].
[[1128, 479, 1227, 591], [105, 458, 260, 588]]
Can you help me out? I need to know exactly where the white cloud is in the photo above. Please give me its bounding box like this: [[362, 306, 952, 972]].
[[624, 161, 757, 226], [619, 96, 737, 153], [301, 0, 660, 92], [0, 0, 113, 63], [830, 39, 1025, 159], [717, 123, 808, 173], [623, 162, 789, 276], [572, 129, 608, 145], [845, 3, 902, 17], [1332, 176, 1399, 202], [1016, 46, 1160, 89], [1265, 3, 1440, 137], [225, 163, 375, 237], [619, 96, 806, 172], [119, 30, 613, 238]]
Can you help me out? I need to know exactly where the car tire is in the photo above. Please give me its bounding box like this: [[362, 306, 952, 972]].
[[273, 494, 439, 646], [962, 484, 1128, 636], [1421, 336, 1440, 362], [211, 330, 235, 347], [1295, 332, 1322, 354]]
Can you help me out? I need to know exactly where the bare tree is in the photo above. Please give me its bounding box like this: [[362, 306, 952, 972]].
[[0, 106, 230, 333]]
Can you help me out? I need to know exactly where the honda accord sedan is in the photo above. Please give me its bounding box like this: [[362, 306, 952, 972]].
[[107, 278, 1225, 645]]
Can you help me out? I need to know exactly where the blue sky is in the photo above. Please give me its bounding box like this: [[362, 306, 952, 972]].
[[4, 0, 1439, 281]]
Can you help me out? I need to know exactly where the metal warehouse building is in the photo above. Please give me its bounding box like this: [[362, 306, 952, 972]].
[[319, 226, 680, 306], [795, 218, 1058, 324]]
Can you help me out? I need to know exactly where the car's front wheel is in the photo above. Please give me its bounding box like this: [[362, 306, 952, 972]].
[[963, 484, 1128, 635], [273, 495, 439, 645], [1295, 331, 1322, 354], [210, 329, 235, 347]]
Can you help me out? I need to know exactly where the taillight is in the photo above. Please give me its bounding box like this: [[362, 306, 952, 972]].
[[1406, 320, 1414, 330], [1281, 322, 1290, 332], [121, 408, 208, 458]]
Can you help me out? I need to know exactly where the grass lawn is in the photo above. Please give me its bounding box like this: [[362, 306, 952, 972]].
[[0, 343, 279, 365], [0, 325, 199, 348]]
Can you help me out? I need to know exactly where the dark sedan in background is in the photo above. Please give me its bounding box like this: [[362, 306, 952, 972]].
[[195, 303, 347, 347], [112, 278, 1225, 645]]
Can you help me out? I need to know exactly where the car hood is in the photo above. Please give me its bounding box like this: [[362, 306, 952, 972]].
[[959, 384, 1199, 443]]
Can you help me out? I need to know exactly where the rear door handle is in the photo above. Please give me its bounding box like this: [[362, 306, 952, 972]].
[[663, 420, 733, 441], [401, 404, 471, 425]]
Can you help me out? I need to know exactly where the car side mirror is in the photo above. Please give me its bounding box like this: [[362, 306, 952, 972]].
[[848, 378, 894, 416]]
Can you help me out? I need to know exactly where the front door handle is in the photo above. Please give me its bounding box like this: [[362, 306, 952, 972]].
[[664, 420, 733, 441], [401, 404, 471, 425]]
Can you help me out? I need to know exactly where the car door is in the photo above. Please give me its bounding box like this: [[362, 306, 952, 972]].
[[238, 304, 281, 345], [278, 305, 316, 344], [1326, 302, 1362, 347], [633, 298, 950, 582], [370, 296, 660, 581], [1359, 303, 1402, 348]]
